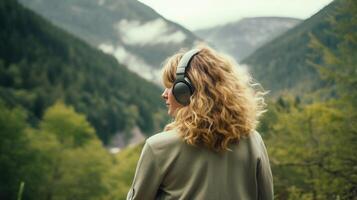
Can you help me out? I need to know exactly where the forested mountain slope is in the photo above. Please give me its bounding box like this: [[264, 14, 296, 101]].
[[242, 1, 340, 95], [19, 0, 201, 82], [0, 0, 167, 144]]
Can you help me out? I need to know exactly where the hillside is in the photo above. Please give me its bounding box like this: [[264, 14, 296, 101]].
[[18, 0, 202, 83], [195, 17, 301, 61], [241, 2, 340, 95], [0, 0, 167, 145]]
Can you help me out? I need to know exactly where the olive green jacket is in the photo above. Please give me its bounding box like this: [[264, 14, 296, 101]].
[[127, 129, 273, 200]]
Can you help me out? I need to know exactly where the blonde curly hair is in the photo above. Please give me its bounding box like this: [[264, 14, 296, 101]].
[[162, 44, 267, 152]]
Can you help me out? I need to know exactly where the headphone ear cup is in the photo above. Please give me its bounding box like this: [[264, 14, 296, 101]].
[[184, 77, 194, 92], [173, 82, 192, 106]]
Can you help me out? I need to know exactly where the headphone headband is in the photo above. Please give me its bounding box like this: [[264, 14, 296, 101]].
[[176, 49, 200, 76]]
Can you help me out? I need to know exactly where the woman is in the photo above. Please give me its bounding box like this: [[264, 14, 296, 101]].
[[127, 45, 273, 200]]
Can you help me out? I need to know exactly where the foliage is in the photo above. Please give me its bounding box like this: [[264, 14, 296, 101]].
[[258, 0, 357, 199], [261, 98, 356, 199], [0, 101, 125, 199], [104, 144, 144, 200], [0, 101, 33, 200]]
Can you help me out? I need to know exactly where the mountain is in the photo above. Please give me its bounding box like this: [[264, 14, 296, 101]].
[[18, 0, 202, 83], [241, 2, 341, 95], [0, 0, 168, 145], [195, 17, 301, 61]]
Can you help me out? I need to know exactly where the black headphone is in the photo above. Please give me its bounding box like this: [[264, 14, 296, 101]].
[[172, 49, 200, 106]]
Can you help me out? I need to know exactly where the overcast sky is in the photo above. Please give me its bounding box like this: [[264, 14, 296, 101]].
[[137, 0, 333, 30]]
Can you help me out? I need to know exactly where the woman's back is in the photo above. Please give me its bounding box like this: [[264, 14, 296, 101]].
[[127, 129, 273, 200], [127, 46, 273, 199]]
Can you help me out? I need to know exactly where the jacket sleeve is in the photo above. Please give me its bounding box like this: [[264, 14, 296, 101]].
[[126, 142, 162, 200], [256, 134, 274, 200]]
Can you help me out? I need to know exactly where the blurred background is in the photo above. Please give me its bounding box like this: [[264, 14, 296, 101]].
[[0, 0, 356, 199]]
